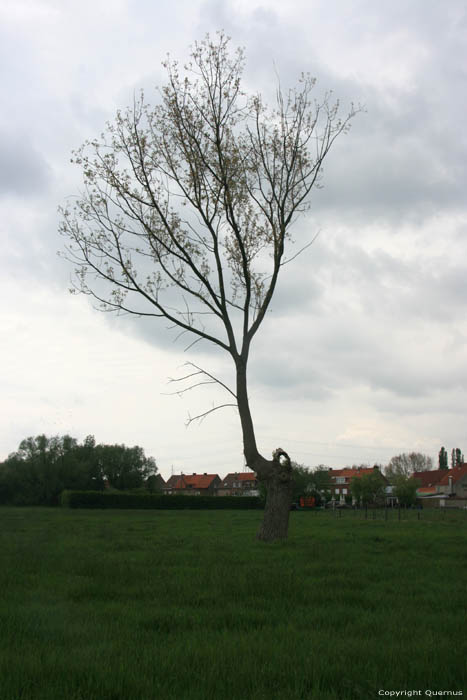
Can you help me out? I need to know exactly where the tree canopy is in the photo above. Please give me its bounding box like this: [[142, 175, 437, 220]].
[[350, 470, 386, 506], [384, 452, 433, 481], [438, 446, 448, 469], [451, 447, 464, 468], [290, 463, 332, 503], [392, 474, 420, 507], [0, 435, 157, 505]]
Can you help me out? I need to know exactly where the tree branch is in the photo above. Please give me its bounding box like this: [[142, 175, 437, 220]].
[[185, 403, 237, 426]]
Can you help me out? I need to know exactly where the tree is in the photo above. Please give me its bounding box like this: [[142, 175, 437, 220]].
[[392, 475, 420, 507], [289, 463, 331, 504], [59, 33, 357, 541], [309, 466, 332, 502], [0, 434, 79, 505], [438, 446, 448, 469], [0, 434, 157, 505], [349, 475, 363, 506], [385, 452, 433, 481], [290, 463, 314, 501], [451, 447, 464, 468], [350, 470, 386, 506], [96, 444, 156, 490]]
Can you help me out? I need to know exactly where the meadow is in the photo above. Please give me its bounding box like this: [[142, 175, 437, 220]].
[[0, 506, 466, 700]]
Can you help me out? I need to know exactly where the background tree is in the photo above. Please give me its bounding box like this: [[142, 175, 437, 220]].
[[0, 435, 157, 505], [289, 463, 331, 504], [309, 465, 332, 503], [97, 444, 157, 490], [59, 32, 357, 541], [385, 452, 433, 480], [290, 463, 314, 502], [0, 434, 83, 505], [350, 470, 386, 506], [349, 476, 363, 506], [451, 447, 464, 468], [438, 446, 448, 469], [392, 475, 420, 507]]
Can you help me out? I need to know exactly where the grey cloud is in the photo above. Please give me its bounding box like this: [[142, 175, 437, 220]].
[[322, 238, 467, 327], [0, 132, 52, 197], [245, 226, 467, 407], [312, 87, 467, 226], [254, 314, 461, 404], [249, 350, 337, 402], [369, 386, 467, 420]]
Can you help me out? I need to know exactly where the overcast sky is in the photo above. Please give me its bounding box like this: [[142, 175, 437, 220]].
[[1, 0, 466, 479]]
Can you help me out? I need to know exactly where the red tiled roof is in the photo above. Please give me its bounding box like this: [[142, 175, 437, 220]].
[[166, 474, 220, 489], [223, 472, 256, 482], [220, 472, 257, 488], [438, 464, 467, 486], [329, 467, 386, 481], [237, 472, 256, 481], [417, 486, 437, 494], [413, 469, 451, 487]]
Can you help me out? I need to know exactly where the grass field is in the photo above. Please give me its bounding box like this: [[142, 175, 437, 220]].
[[1, 507, 466, 700]]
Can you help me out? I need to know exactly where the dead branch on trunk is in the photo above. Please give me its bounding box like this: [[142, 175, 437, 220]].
[[165, 362, 237, 400], [186, 402, 238, 426]]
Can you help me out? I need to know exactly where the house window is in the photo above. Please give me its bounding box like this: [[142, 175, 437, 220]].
[[335, 488, 340, 494], [342, 488, 347, 495], [336, 477, 346, 484]]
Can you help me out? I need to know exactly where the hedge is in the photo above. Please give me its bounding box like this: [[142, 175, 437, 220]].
[[60, 490, 263, 510]]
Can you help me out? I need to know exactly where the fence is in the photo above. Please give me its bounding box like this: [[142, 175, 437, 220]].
[[296, 505, 467, 523]]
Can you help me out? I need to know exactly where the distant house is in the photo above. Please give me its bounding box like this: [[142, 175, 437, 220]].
[[328, 466, 388, 504], [412, 469, 447, 491], [145, 474, 166, 492], [414, 465, 467, 506], [217, 472, 259, 496], [163, 473, 221, 496], [438, 464, 467, 498]]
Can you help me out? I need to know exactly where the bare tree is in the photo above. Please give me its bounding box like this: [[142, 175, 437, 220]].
[[59, 32, 358, 541], [385, 452, 434, 480]]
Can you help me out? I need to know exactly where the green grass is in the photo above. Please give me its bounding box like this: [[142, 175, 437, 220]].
[[0, 507, 466, 699]]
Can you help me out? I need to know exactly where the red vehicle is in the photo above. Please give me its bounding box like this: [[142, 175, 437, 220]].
[[290, 495, 318, 510], [299, 496, 316, 508]]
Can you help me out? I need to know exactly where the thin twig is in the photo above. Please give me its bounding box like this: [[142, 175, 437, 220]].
[[279, 230, 321, 268], [186, 403, 237, 426], [167, 361, 237, 399]]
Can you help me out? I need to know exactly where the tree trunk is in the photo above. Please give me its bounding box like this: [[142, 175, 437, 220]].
[[235, 355, 294, 542], [256, 449, 293, 542]]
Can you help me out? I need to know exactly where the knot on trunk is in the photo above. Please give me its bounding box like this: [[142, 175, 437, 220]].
[[272, 447, 292, 483]]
